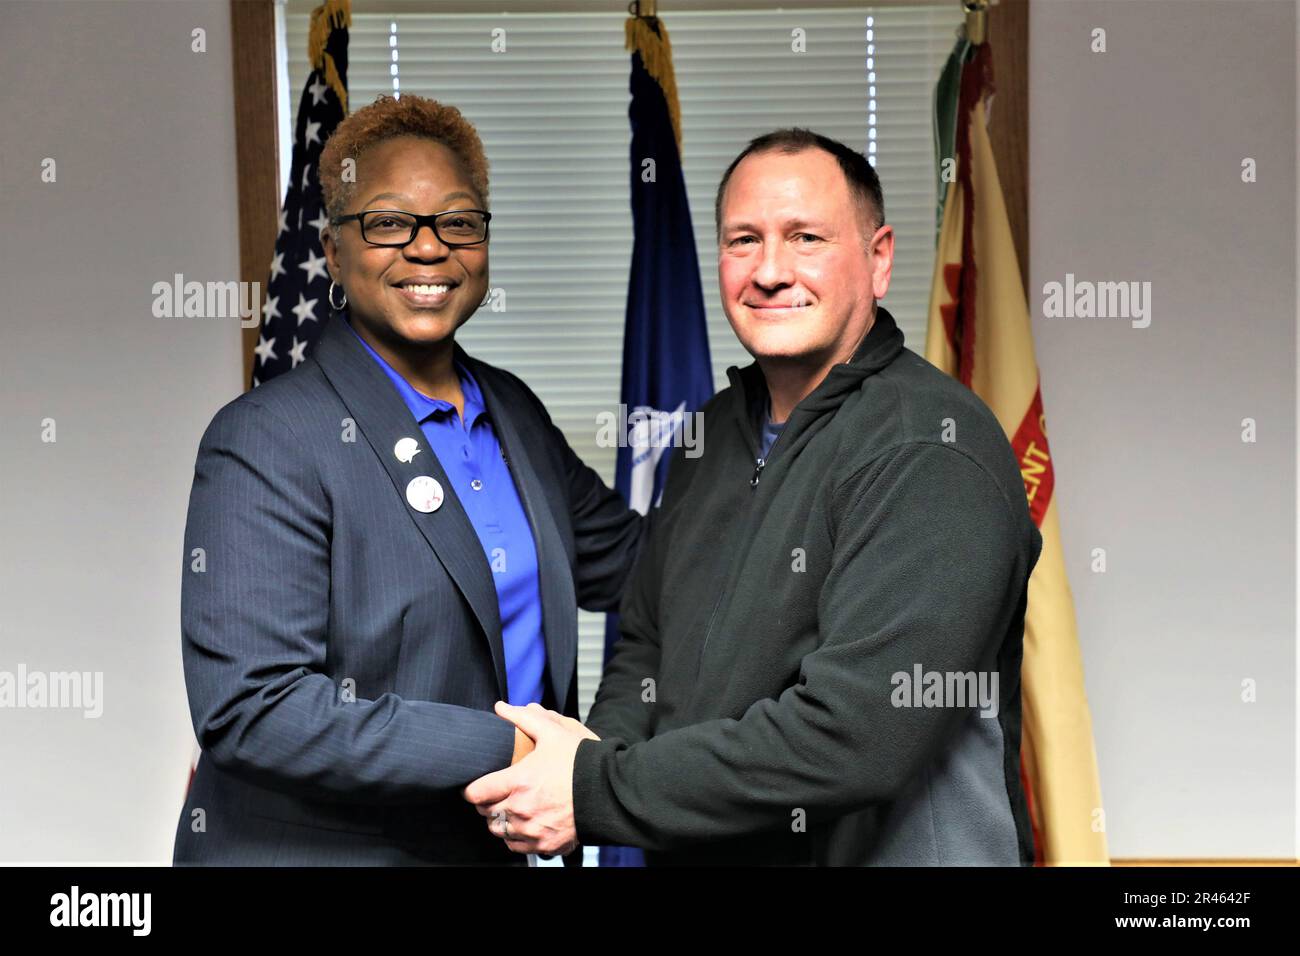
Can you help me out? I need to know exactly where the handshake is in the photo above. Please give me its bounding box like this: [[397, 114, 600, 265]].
[[462, 701, 601, 858]]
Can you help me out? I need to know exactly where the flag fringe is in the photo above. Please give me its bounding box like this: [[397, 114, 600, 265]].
[[625, 16, 683, 156], [309, 0, 351, 113]]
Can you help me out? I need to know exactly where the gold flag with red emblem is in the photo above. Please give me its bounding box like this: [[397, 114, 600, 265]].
[[924, 41, 1108, 865]]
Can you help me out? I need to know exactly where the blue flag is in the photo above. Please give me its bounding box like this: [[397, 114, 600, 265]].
[[253, 0, 349, 386], [598, 14, 714, 868]]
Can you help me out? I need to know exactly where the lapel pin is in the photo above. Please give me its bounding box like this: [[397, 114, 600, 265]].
[[394, 437, 421, 463], [405, 475, 444, 514]]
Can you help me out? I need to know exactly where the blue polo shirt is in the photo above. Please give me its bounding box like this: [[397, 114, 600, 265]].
[[348, 321, 546, 707]]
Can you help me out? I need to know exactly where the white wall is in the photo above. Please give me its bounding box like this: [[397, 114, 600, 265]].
[[0, 0, 243, 861], [1030, 0, 1297, 858]]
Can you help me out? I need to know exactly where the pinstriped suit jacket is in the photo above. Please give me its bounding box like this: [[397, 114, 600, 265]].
[[172, 314, 644, 865]]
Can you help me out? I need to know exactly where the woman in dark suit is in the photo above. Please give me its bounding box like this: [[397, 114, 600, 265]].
[[173, 94, 642, 865]]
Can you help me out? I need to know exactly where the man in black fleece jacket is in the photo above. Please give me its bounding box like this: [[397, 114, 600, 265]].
[[466, 129, 1041, 865]]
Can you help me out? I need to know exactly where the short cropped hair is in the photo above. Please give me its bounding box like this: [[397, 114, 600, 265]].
[[714, 128, 885, 246], [319, 94, 490, 236]]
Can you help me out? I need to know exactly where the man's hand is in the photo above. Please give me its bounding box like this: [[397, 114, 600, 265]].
[[463, 701, 599, 856]]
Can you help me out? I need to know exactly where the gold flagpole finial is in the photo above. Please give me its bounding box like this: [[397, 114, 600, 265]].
[[308, 0, 351, 113], [625, 6, 681, 153], [963, 0, 989, 46]]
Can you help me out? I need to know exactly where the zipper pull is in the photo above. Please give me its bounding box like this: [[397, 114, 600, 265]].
[[750, 457, 766, 488]]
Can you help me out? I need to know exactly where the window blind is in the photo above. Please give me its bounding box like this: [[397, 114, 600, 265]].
[[283, 1, 964, 720]]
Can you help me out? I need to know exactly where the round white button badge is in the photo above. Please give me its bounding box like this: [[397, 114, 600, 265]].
[[394, 437, 421, 463], [405, 475, 444, 513]]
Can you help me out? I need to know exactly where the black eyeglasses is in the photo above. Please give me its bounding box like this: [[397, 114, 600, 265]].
[[330, 208, 492, 248]]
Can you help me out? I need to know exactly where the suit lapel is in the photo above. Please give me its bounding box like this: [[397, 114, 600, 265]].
[[459, 347, 578, 713], [311, 315, 508, 699]]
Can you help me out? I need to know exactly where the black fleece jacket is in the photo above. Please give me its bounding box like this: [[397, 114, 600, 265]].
[[573, 306, 1041, 865]]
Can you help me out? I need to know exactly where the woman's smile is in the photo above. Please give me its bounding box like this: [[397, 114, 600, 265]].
[[390, 273, 460, 309]]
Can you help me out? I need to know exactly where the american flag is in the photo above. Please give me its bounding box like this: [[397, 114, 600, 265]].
[[253, 0, 350, 387]]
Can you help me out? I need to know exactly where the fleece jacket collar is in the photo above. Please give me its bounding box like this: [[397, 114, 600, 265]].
[[725, 305, 908, 447]]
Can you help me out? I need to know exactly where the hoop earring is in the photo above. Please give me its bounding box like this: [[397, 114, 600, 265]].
[[328, 280, 348, 312]]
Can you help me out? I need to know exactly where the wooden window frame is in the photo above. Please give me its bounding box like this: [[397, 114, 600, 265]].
[[230, 0, 280, 387]]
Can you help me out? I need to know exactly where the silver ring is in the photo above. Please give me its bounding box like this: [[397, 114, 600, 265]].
[[492, 810, 511, 840]]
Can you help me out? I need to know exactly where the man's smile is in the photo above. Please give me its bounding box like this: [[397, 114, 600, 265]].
[[746, 302, 815, 318]]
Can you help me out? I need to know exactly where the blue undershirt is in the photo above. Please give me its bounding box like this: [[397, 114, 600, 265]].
[[760, 400, 785, 460], [348, 320, 546, 707]]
